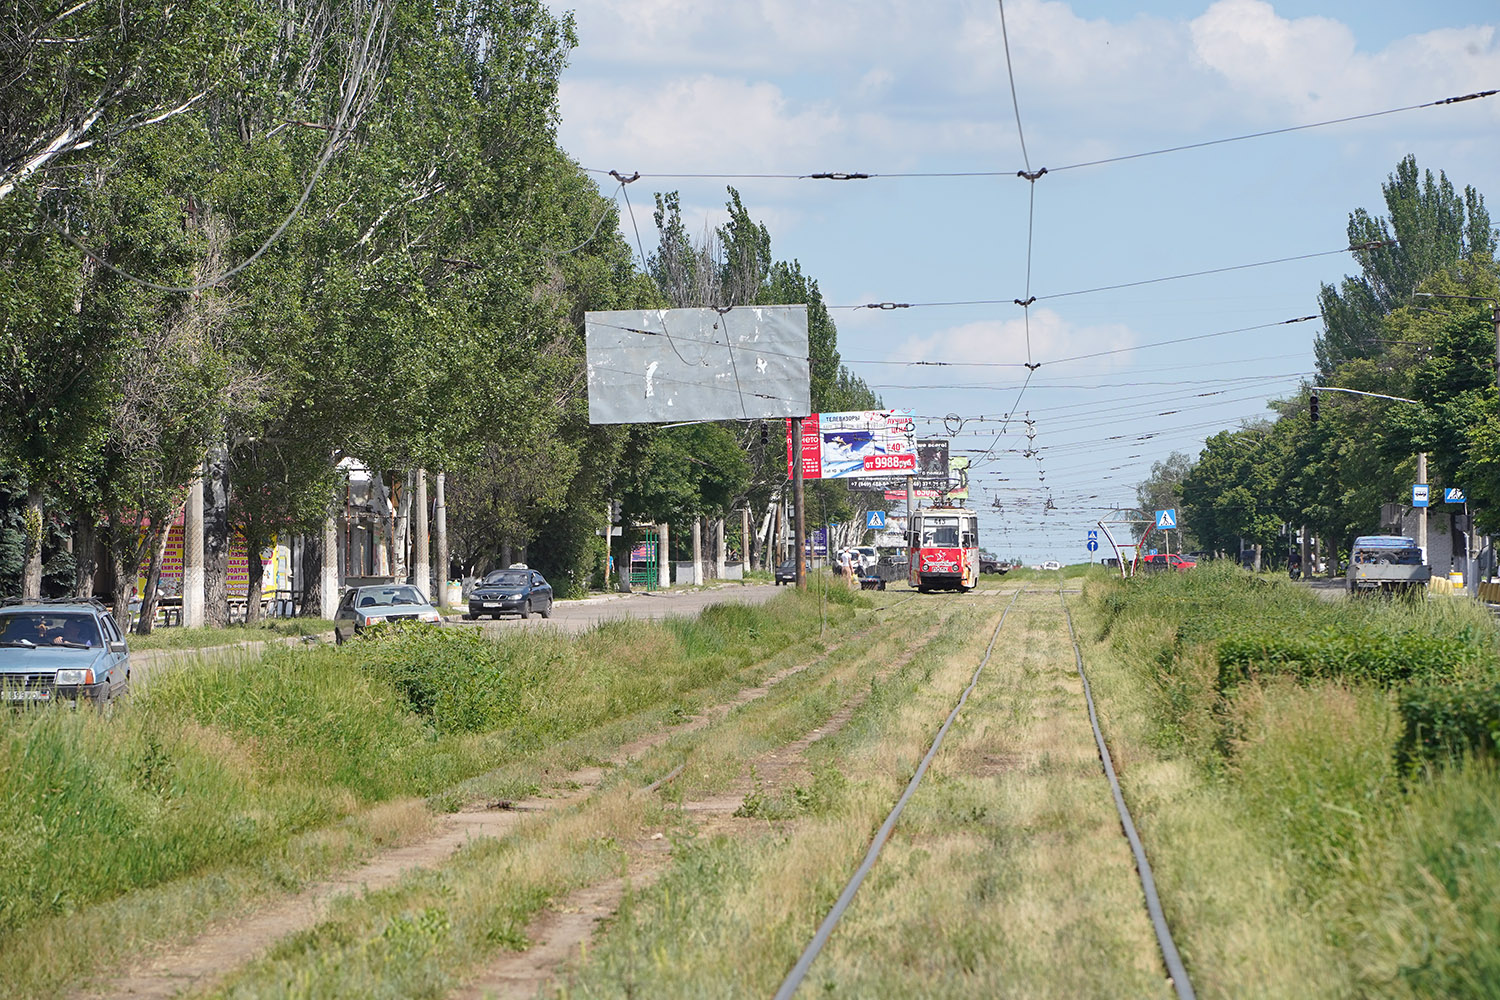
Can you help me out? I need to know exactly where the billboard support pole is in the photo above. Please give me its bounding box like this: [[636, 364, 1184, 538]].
[[906, 474, 916, 567], [794, 416, 807, 589]]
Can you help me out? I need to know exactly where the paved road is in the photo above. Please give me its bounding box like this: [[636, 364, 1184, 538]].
[[455, 583, 783, 636]]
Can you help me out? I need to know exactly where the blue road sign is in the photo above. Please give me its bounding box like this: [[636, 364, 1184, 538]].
[[866, 510, 886, 529], [1087, 528, 1098, 539], [1444, 487, 1466, 503], [1412, 484, 1429, 508], [1086, 539, 1099, 553], [1155, 509, 1177, 529]]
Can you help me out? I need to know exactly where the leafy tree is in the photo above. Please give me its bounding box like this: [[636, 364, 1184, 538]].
[[1315, 155, 1495, 376]]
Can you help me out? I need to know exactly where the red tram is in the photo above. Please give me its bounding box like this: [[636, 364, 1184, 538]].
[[907, 505, 980, 592]]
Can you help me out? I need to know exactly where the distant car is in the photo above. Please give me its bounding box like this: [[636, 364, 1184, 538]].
[[1041, 560, 1062, 571], [334, 584, 443, 643], [467, 568, 554, 619], [774, 560, 797, 585], [0, 598, 131, 707], [1141, 553, 1196, 572], [854, 546, 879, 573]]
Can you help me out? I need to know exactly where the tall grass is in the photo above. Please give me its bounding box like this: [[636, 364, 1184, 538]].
[[1081, 564, 1500, 997], [0, 589, 849, 947]]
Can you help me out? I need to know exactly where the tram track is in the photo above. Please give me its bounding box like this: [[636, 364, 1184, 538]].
[[766, 583, 1196, 1000]]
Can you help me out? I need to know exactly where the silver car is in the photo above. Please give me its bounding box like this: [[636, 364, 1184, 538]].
[[333, 584, 443, 644], [0, 599, 131, 706]]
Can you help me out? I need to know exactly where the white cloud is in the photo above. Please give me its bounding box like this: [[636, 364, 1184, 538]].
[[1190, 0, 1500, 119], [889, 309, 1137, 370], [559, 75, 842, 173]]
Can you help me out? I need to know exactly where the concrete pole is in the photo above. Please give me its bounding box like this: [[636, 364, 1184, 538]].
[[435, 472, 448, 601], [413, 469, 430, 599], [715, 518, 726, 579], [320, 514, 340, 618], [658, 522, 670, 589], [182, 468, 205, 627], [1418, 451, 1428, 564], [1300, 524, 1310, 580], [740, 507, 751, 573], [692, 518, 704, 586]]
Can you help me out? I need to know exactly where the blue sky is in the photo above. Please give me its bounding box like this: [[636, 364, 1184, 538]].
[[545, 0, 1499, 563]]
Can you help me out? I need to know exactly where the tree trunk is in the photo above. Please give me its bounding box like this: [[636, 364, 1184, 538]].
[[244, 531, 265, 624], [134, 523, 171, 635], [73, 512, 97, 598], [21, 488, 43, 598], [106, 514, 143, 635], [301, 529, 322, 617], [203, 442, 231, 626]]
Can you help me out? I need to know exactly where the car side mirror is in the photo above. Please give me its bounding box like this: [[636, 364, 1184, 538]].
[[108, 641, 127, 654]]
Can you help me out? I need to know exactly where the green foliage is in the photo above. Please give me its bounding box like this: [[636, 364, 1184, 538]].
[[349, 623, 533, 735], [1396, 681, 1500, 771]]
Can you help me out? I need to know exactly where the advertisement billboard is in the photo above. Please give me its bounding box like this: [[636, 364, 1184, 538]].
[[585, 306, 810, 423], [785, 409, 916, 480]]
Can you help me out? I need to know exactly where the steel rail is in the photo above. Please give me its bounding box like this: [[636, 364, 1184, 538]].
[[1059, 589, 1196, 1000], [772, 586, 1025, 1000]]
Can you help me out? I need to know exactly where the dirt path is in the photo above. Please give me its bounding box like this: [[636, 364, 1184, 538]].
[[73, 605, 900, 1000], [447, 606, 966, 1000]]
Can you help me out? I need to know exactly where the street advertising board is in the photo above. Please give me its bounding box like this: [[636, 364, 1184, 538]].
[[585, 306, 810, 424], [917, 438, 949, 479], [785, 409, 917, 480], [881, 455, 970, 500]]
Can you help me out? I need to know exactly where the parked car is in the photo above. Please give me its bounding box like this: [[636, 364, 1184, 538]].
[[0, 598, 131, 707], [1141, 553, 1197, 572], [466, 567, 554, 619], [774, 560, 797, 585], [1041, 560, 1062, 571], [334, 584, 443, 643]]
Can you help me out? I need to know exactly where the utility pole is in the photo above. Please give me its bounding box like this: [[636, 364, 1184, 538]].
[[1418, 451, 1428, 563], [434, 473, 447, 603]]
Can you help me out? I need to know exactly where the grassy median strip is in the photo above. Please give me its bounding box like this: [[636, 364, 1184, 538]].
[[0, 588, 865, 999], [127, 618, 338, 652], [1074, 563, 1500, 998], [168, 589, 937, 999], [551, 593, 1013, 997]]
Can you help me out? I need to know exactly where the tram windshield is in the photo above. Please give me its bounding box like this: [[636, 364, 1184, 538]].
[[921, 517, 960, 547]]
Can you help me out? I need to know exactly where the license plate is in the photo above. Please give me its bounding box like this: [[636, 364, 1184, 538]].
[[483, 602, 500, 608], [3, 690, 49, 702]]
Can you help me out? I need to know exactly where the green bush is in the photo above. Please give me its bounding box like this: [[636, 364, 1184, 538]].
[[1216, 625, 1482, 690], [1397, 681, 1500, 771], [348, 623, 537, 735]]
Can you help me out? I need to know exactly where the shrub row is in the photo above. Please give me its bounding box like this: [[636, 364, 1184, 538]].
[[1397, 681, 1500, 771]]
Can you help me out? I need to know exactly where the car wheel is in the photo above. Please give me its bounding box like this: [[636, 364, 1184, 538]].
[[540, 599, 552, 619], [520, 600, 532, 620], [462, 612, 475, 621]]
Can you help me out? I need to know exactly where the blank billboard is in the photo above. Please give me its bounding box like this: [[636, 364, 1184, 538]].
[[586, 306, 810, 424]]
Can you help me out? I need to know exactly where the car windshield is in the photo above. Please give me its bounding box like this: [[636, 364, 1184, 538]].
[[482, 571, 530, 586], [356, 586, 426, 608], [0, 612, 102, 647]]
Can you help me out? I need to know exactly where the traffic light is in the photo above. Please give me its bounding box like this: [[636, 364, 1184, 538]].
[[760, 421, 768, 446], [1309, 391, 1319, 423]]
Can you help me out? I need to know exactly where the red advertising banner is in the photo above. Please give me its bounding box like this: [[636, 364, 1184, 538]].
[[785, 415, 822, 480]]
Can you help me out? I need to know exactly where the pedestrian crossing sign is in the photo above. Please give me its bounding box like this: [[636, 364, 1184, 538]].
[[1155, 509, 1177, 529]]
